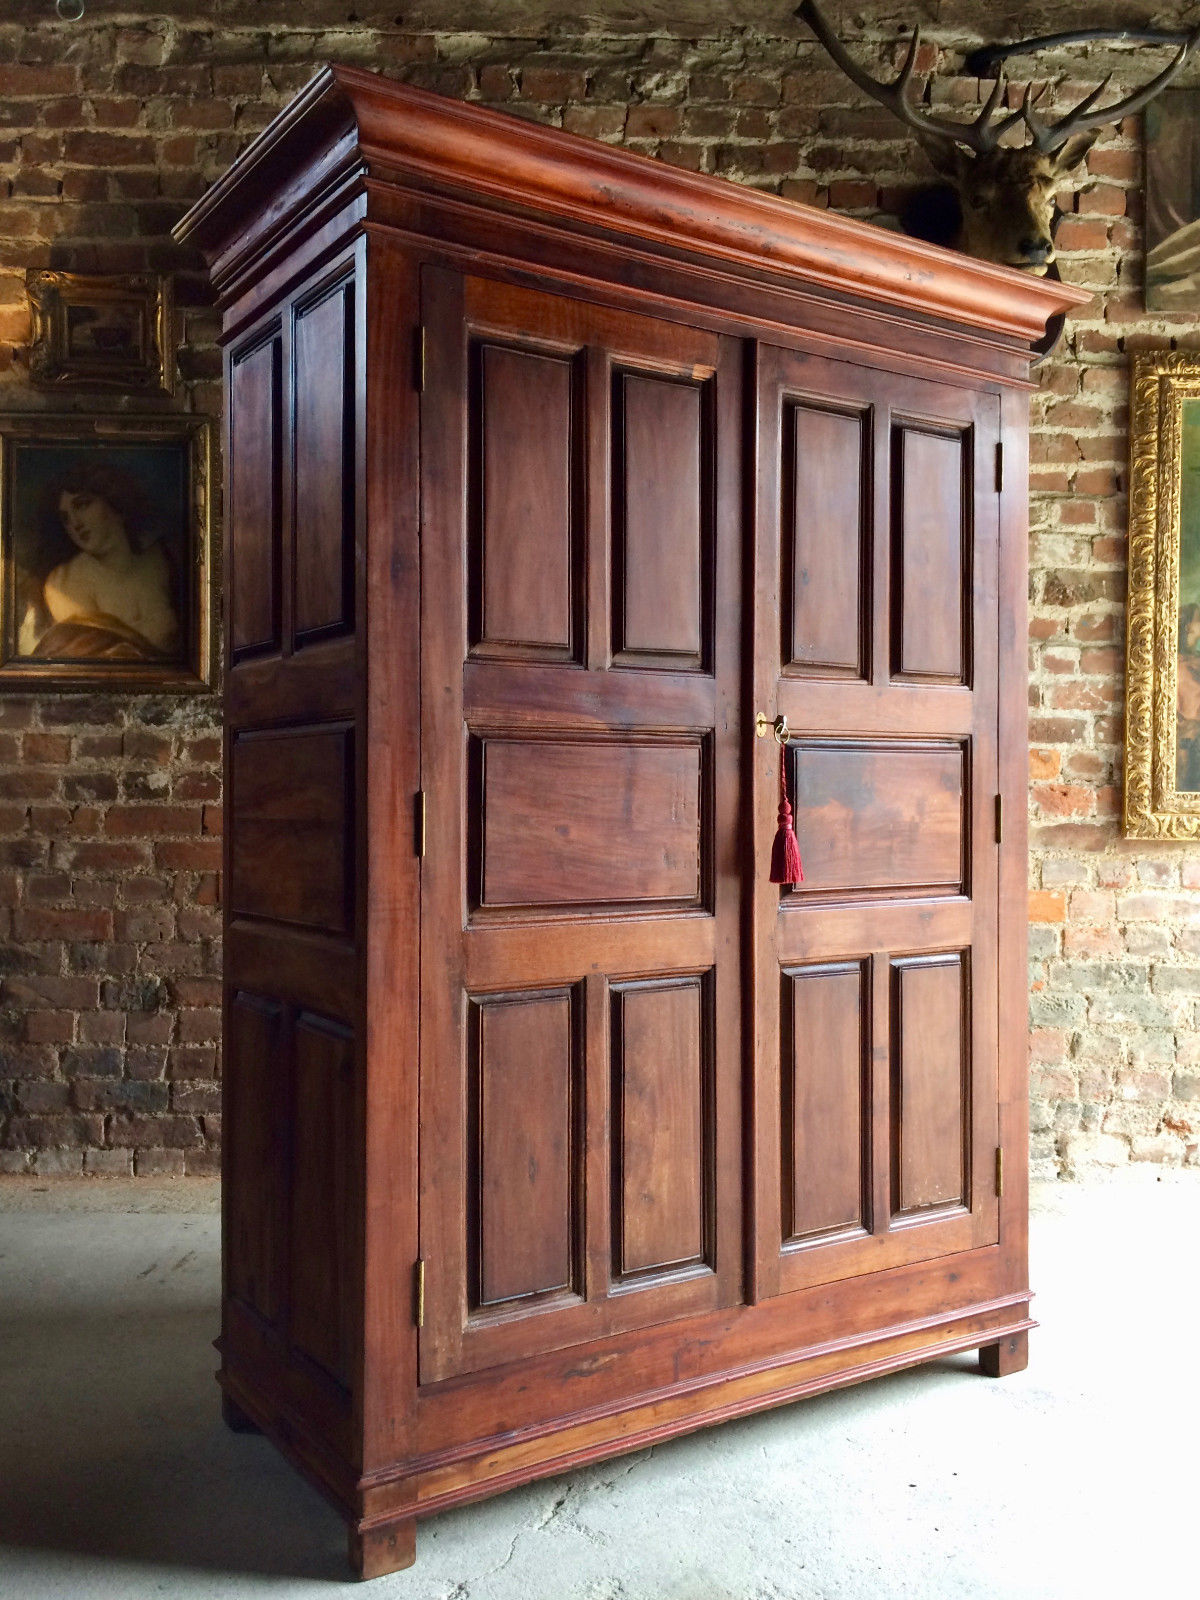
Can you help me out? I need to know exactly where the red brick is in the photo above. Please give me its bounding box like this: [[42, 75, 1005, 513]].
[[1029, 891, 1067, 923]]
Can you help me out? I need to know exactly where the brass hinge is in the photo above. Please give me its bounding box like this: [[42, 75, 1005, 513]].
[[414, 791, 426, 857], [415, 325, 426, 391], [995, 1147, 1004, 1198], [994, 793, 1003, 844], [414, 1259, 425, 1328], [995, 441, 1004, 493]]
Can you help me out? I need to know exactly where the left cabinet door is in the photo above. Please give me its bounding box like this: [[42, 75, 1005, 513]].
[[417, 269, 745, 1383]]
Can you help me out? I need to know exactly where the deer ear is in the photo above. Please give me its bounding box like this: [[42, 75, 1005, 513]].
[[917, 134, 966, 181], [1054, 132, 1100, 174]]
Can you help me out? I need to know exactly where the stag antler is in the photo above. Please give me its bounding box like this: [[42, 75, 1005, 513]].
[[797, 0, 1196, 157], [796, 0, 1025, 155]]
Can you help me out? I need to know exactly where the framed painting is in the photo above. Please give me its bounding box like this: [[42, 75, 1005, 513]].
[[1125, 351, 1200, 837], [0, 414, 214, 693], [26, 272, 174, 395], [1145, 90, 1200, 312]]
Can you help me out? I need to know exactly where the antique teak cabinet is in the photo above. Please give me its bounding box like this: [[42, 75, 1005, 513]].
[[175, 68, 1085, 1580]]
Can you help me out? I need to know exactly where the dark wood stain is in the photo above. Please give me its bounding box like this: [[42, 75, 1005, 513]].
[[176, 69, 1081, 1578]]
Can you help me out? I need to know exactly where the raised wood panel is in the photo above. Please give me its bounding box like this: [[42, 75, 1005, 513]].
[[228, 331, 281, 660], [226, 991, 285, 1324], [470, 340, 581, 660], [782, 962, 868, 1245], [613, 371, 708, 668], [289, 1011, 355, 1389], [469, 987, 581, 1309], [892, 954, 968, 1215], [230, 724, 353, 936], [787, 741, 965, 897], [611, 975, 712, 1279], [293, 276, 355, 644], [474, 736, 704, 912], [893, 425, 968, 683], [785, 402, 868, 677]]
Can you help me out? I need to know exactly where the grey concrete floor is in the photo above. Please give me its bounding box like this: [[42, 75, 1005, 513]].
[[0, 1175, 1196, 1599]]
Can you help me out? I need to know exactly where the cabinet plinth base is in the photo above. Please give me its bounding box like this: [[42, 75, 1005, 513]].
[[349, 1519, 417, 1581], [978, 1331, 1028, 1378]]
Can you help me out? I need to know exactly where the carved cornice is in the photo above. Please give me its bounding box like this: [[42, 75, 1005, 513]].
[[174, 67, 1088, 347]]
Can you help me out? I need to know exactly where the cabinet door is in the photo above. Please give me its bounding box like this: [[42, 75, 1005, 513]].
[[418, 270, 744, 1382], [751, 344, 1002, 1300]]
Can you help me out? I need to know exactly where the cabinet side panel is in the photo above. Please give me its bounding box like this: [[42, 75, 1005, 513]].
[[228, 330, 282, 660], [293, 273, 356, 644], [226, 991, 286, 1323], [221, 248, 366, 1481], [290, 1012, 356, 1389]]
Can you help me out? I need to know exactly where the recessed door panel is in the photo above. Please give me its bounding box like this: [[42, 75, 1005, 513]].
[[892, 955, 968, 1216], [293, 277, 355, 644], [475, 736, 704, 912], [470, 988, 581, 1310], [893, 425, 968, 683], [228, 331, 281, 660], [613, 372, 709, 668], [785, 401, 868, 677], [788, 741, 965, 898], [612, 976, 712, 1280], [782, 961, 868, 1245], [470, 341, 581, 660]]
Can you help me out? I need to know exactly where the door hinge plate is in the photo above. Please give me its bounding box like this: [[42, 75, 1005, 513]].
[[995, 440, 1003, 493], [994, 793, 1003, 844], [414, 791, 426, 857], [415, 325, 426, 391], [415, 1259, 425, 1327], [995, 1147, 1004, 1198]]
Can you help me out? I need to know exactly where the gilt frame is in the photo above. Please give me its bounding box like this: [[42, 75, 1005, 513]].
[[1125, 350, 1200, 837], [0, 412, 214, 693]]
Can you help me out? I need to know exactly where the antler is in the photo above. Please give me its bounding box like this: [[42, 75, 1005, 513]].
[[1018, 37, 1195, 152], [798, 0, 1198, 158], [796, 0, 1020, 156]]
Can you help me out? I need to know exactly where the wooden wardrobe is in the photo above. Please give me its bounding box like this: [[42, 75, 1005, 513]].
[[176, 69, 1084, 1579]]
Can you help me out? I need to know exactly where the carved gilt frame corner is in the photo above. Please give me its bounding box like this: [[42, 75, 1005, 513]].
[[1124, 350, 1200, 838]]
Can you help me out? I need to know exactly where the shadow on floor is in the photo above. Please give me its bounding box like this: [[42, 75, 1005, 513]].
[[1, 1290, 354, 1583]]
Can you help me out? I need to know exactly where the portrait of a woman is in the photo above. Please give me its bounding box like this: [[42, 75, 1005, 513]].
[[15, 457, 181, 663]]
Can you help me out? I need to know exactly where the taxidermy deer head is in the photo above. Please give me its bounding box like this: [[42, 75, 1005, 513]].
[[797, 0, 1194, 273]]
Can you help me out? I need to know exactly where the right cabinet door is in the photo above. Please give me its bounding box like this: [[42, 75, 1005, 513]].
[[752, 343, 1002, 1300]]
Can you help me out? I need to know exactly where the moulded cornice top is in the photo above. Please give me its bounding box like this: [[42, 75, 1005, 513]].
[[173, 64, 1090, 344]]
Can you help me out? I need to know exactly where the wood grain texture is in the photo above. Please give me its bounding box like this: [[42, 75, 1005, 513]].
[[785, 402, 868, 677], [613, 372, 708, 667], [471, 988, 580, 1308], [476, 737, 703, 910], [471, 340, 580, 659], [788, 741, 965, 896], [611, 976, 710, 1278], [229, 724, 353, 935], [892, 955, 968, 1214], [782, 962, 868, 1244], [893, 426, 967, 683]]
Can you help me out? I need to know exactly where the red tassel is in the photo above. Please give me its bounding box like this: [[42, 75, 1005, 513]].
[[770, 749, 804, 885]]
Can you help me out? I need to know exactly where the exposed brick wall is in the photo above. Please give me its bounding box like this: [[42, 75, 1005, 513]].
[[1, 7, 1198, 1177]]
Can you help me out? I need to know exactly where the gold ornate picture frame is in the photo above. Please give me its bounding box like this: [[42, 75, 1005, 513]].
[[0, 413, 214, 693], [1125, 351, 1200, 837], [26, 272, 174, 395]]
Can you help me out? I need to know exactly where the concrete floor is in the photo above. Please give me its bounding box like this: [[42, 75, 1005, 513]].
[[0, 1176, 1196, 1600]]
